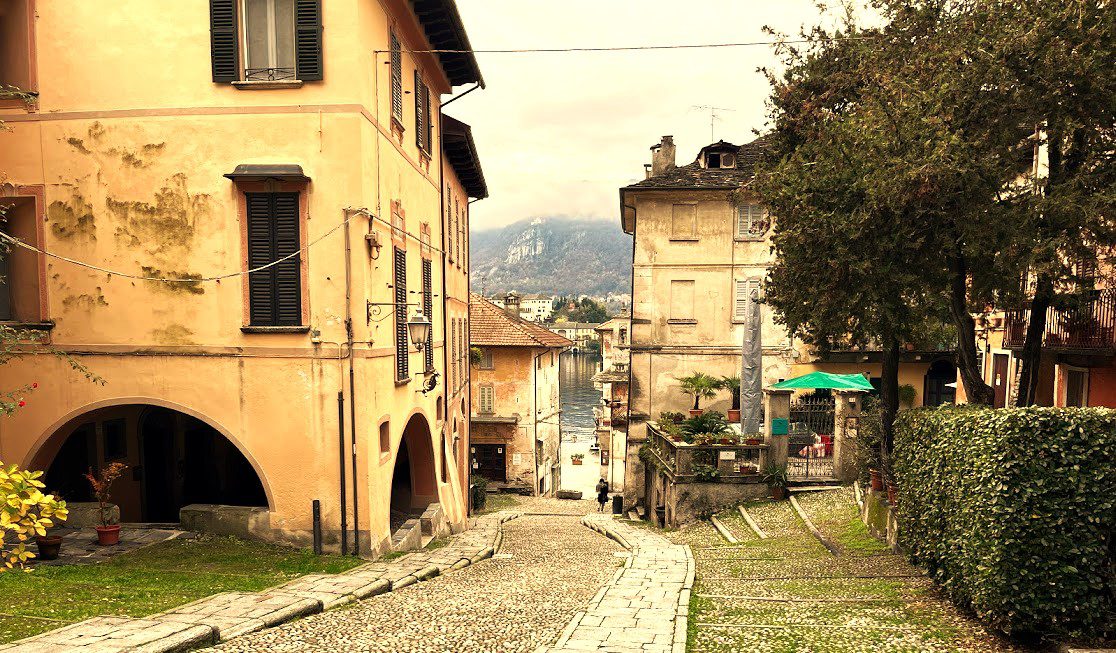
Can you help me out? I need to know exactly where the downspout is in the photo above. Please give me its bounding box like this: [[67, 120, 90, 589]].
[[437, 99, 452, 513], [343, 214, 359, 556]]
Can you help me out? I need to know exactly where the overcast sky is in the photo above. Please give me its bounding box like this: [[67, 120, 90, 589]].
[[447, 0, 839, 230]]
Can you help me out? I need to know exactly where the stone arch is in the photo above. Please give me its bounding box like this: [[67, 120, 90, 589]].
[[391, 413, 437, 514], [25, 397, 274, 521]]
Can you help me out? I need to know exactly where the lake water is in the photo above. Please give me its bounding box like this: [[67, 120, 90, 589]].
[[559, 352, 606, 497]]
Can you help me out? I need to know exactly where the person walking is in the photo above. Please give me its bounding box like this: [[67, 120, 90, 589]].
[[595, 478, 610, 512]]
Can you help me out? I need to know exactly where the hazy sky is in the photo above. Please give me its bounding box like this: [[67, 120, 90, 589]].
[[447, 0, 837, 230]]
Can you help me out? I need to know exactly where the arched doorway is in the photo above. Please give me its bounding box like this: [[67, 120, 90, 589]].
[[924, 360, 958, 407], [390, 414, 437, 531], [34, 404, 268, 523]]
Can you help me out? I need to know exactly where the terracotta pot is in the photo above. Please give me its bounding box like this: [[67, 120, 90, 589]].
[[719, 438, 733, 445], [745, 438, 762, 446], [572, 459, 583, 466], [727, 409, 741, 422], [869, 469, 884, 492], [35, 535, 63, 560], [95, 524, 121, 546], [770, 486, 788, 501], [689, 409, 703, 417], [886, 482, 898, 505]]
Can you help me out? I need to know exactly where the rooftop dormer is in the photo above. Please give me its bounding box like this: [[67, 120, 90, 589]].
[[698, 140, 740, 169]]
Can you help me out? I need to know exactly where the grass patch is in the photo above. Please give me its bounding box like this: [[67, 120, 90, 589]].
[[0, 535, 361, 644], [379, 551, 407, 562], [425, 537, 449, 550]]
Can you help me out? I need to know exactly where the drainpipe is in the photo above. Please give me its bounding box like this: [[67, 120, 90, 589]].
[[337, 390, 347, 555], [437, 97, 452, 513], [343, 215, 360, 557]]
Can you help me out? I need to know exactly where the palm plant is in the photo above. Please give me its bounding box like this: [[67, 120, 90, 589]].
[[677, 372, 719, 411], [719, 376, 741, 410]]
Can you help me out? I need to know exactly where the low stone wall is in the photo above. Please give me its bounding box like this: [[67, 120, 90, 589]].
[[180, 504, 272, 541], [64, 502, 120, 528], [650, 470, 768, 527], [858, 484, 900, 552]]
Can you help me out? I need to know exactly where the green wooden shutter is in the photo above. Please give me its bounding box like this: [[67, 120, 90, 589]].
[[423, 83, 433, 152], [414, 71, 425, 150], [246, 193, 302, 326], [295, 0, 323, 81], [390, 32, 403, 119], [394, 247, 409, 380], [423, 259, 434, 371], [210, 0, 239, 83], [272, 194, 302, 325]]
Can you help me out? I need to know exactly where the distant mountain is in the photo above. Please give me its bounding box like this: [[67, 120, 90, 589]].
[[470, 217, 632, 298]]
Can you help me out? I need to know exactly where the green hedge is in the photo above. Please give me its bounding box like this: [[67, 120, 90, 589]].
[[893, 406, 1116, 639]]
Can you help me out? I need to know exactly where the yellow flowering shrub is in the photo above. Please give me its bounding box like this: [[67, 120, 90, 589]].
[[0, 462, 68, 571]]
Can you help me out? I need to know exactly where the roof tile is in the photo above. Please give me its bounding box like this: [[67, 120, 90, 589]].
[[469, 294, 573, 348]]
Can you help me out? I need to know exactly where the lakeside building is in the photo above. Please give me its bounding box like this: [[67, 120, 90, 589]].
[[469, 293, 571, 495], [0, 0, 486, 555], [488, 293, 554, 322], [593, 315, 631, 488]]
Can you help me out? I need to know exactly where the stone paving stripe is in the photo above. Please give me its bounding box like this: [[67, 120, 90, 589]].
[[737, 504, 768, 539], [694, 593, 904, 603], [700, 572, 927, 580], [695, 622, 957, 631], [708, 515, 739, 543], [789, 493, 841, 556]]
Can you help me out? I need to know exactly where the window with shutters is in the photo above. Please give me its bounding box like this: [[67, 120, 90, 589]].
[[479, 385, 494, 414], [210, 0, 322, 83], [414, 71, 432, 154], [670, 204, 697, 240], [735, 203, 768, 239], [390, 31, 403, 121], [0, 0, 35, 94], [245, 192, 302, 326], [394, 247, 409, 381], [733, 278, 761, 321], [669, 280, 695, 322], [478, 347, 494, 370], [422, 259, 434, 372], [445, 185, 454, 264]]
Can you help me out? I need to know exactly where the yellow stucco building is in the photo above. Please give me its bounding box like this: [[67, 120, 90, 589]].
[[0, 0, 487, 555]]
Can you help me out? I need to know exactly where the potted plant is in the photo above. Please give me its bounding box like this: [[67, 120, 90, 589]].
[[886, 478, 898, 505], [659, 411, 685, 425], [34, 488, 68, 561], [677, 372, 719, 417], [738, 463, 758, 475], [571, 453, 585, 465], [744, 436, 763, 446], [84, 462, 127, 546], [681, 411, 729, 443], [720, 376, 742, 422], [718, 433, 736, 446], [869, 468, 884, 492], [761, 462, 789, 500]]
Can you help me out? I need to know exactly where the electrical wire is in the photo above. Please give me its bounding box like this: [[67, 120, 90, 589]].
[[375, 36, 875, 54]]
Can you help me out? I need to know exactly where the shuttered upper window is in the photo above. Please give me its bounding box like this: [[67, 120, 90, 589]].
[[733, 279, 761, 321], [479, 385, 494, 414], [390, 31, 403, 121], [246, 192, 302, 326], [394, 247, 409, 381], [736, 204, 767, 238], [414, 71, 432, 153], [210, 0, 322, 83], [422, 259, 434, 372]]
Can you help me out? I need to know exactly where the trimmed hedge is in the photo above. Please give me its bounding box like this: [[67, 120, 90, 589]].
[[893, 406, 1116, 639]]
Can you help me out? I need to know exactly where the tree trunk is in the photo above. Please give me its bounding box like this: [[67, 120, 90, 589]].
[[879, 337, 900, 472], [947, 250, 995, 405], [1015, 275, 1053, 407]]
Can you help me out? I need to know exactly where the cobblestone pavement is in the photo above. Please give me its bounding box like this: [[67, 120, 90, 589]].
[[669, 488, 1029, 653], [216, 504, 625, 653]]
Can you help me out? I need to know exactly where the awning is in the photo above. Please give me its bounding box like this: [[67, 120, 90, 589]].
[[224, 164, 310, 183], [769, 371, 874, 392]]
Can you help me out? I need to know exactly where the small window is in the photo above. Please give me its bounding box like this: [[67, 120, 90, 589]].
[[736, 204, 767, 238], [246, 192, 302, 326], [479, 385, 494, 414], [733, 279, 761, 321], [0, 0, 34, 93], [479, 348, 494, 370], [379, 421, 390, 453], [671, 204, 696, 239], [243, 0, 296, 80], [669, 280, 695, 321], [102, 418, 127, 461], [619, 327, 627, 345], [0, 197, 41, 323], [209, 0, 321, 83], [707, 152, 721, 168]]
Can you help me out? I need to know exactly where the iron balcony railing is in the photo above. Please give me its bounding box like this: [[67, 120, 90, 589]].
[[645, 422, 766, 483], [1004, 288, 1116, 350]]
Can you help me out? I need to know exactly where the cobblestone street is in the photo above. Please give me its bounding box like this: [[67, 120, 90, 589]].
[[217, 505, 625, 653]]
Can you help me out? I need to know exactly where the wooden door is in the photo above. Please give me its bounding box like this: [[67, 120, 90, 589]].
[[992, 354, 1009, 408], [471, 444, 507, 482]]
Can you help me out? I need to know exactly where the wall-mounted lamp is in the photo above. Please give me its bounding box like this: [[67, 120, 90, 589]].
[[409, 311, 432, 350]]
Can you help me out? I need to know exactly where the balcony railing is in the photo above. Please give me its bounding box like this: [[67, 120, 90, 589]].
[[1004, 289, 1116, 350], [645, 423, 766, 483]]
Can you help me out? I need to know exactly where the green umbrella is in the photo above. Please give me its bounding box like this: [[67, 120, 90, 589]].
[[769, 371, 874, 391]]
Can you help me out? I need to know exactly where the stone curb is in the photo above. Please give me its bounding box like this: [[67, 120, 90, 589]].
[[2, 510, 521, 652], [709, 515, 739, 544]]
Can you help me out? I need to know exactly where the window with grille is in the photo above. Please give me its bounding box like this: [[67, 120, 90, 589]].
[[209, 0, 322, 83], [733, 278, 762, 321], [422, 259, 434, 372], [479, 385, 494, 414], [736, 204, 767, 238], [390, 31, 403, 120], [394, 247, 409, 381], [246, 192, 302, 326]]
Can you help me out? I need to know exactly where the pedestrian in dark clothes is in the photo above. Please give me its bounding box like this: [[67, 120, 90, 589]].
[[595, 478, 610, 512]]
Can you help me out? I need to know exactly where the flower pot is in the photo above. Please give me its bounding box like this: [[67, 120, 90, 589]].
[[719, 438, 733, 445], [770, 486, 787, 501], [727, 409, 741, 422], [95, 524, 121, 546], [886, 482, 898, 505], [572, 459, 583, 465], [869, 469, 884, 492], [745, 438, 762, 446], [35, 535, 63, 560], [688, 409, 703, 417]]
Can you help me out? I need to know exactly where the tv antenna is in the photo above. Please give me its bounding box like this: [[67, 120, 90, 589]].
[[691, 105, 735, 141]]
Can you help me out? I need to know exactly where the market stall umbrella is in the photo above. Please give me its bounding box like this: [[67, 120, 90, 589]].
[[769, 371, 874, 391]]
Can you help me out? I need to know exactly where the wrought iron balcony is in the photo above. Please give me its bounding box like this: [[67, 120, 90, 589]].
[[1004, 288, 1116, 351]]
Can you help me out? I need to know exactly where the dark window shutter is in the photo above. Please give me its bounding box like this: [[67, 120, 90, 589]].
[[423, 84, 433, 152], [246, 193, 302, 326], [394, 247, 409, 380], [414, 71, 425, 150], [295, 0, 323, 81], [423, 259, 434, 372], [210, 0, 239, 83], [390, 32, 403, 120]]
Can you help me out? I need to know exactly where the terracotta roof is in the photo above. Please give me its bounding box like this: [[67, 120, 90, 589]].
[[622, 135, 771, 191], [470, 294, 573, 348]]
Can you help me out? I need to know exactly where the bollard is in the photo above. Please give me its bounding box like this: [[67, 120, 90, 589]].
[[612, 494, 623, 515], [312, 500, 322, 555]]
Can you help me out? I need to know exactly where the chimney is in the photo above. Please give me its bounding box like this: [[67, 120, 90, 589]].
[[504, 292, 521, 318], [650, 135, 676, 177]]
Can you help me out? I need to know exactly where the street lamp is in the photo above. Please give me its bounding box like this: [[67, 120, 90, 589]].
[[408, 311, 432, 350]]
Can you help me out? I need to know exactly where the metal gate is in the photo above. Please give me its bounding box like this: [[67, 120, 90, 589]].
[[788, 396, 835, 479]]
